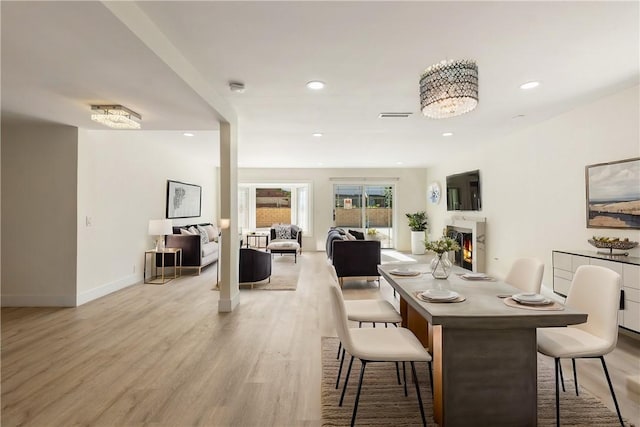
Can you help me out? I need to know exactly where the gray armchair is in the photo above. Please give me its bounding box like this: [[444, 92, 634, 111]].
[[267, 224, 302, 262]]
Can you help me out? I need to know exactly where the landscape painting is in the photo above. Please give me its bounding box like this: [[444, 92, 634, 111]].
[[586, 157, 640, 229]]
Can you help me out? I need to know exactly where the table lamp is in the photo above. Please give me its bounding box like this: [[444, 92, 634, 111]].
[[148, 219, 173, 251]]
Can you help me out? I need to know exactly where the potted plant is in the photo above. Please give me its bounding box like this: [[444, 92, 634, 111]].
[[424, 236, 461, 279], [406, 211, 428, 255]]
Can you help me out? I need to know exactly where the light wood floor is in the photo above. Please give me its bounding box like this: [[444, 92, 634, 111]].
[[2, 252, 639, 426]]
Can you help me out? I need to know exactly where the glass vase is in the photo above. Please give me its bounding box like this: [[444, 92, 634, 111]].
[[431, 252, 452, 279]]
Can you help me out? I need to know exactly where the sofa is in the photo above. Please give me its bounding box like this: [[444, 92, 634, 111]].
[[165, 223, 220, 276], [326, 228, 381, 286]]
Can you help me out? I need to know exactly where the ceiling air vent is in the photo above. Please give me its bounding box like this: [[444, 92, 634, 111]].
[[378, 112, 413, 118]]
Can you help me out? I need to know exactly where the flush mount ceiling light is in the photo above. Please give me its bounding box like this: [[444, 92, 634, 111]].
[[183, 132, 195, 137], [420, 59, 478, 119], [312, 132, 323, 137], [520, 81, 540, 90], [306, 80, 325, 90], [442, 132, 454, 137], [91, 105, 141, 129]]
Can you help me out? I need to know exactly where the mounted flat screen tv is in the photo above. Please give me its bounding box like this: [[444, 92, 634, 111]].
[[446, 170, 481, 211]]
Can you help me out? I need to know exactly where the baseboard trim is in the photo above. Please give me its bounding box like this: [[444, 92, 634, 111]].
[[218, 291, 240, 312], [1, 294, 76, 307], [76, 273, 139, 306]]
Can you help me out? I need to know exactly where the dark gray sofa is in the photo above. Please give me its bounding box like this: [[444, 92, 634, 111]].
[[326, 228, 381, 286]]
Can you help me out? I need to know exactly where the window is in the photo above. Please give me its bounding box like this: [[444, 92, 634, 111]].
[[238, 183, 311, 234]]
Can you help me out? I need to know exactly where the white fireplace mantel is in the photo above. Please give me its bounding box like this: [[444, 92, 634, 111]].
[[446, 216, 486, 273]]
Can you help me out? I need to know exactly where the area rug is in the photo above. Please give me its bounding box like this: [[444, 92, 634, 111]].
[[240, 256, 300, 290], [320, 336, 628, 426]]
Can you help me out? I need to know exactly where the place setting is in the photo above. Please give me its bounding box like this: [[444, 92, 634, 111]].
[[415, 288, 466, 303], [503, 292, 564, 311], [388, 266, 422, 277], [458, 272, 496, 281]]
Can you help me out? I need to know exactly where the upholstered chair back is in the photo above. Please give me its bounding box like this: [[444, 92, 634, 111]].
[[328, 282, 354, 353], [505, 257, 544, 294], [567, 265, 621, 354]]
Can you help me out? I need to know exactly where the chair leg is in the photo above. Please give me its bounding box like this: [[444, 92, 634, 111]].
[[340, 356, 355, 407], [403, 361, 408, 397], [428, 361, 434, 393], [411, 361, 427, 427], [372, 323, 376, 328], [395, 362, 401, 385], [336, 348, 346, 389], [385, 322, 388, 328], [337, 341, 342, 360], [599, 356, 624, 427], [555, 358, 560, 427], [350, 361, 367, 427], [572, 358, 579, 396], [559, 359, 566, 392]]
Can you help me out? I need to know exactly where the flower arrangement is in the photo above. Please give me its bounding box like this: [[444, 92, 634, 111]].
[[424, 236, 461, 255]]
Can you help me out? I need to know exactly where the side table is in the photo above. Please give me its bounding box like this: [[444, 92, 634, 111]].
[[144, 248, 182, 284], [246, 232, 269, 249]]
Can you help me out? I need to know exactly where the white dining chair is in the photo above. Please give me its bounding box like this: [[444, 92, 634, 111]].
[[537, 265, 624, 427], [328, 282, 432, 427], [505, 257, 544, 294], [327, 265, 404, 388]]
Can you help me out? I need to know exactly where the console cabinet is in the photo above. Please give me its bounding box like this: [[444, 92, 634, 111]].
[[552, 250, 640, 334]]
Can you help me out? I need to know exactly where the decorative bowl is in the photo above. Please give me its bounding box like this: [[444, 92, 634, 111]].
[[588, 239, 638, 251]]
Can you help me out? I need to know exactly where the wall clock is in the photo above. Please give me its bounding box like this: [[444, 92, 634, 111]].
[[428, 182, 441, 204]]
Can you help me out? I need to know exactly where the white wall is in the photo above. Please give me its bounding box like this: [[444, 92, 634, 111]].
[[1, 123, 78, 306], [239, 168, 428, 251], [76, 130, 218, 305], [426, 85, 640, 291]]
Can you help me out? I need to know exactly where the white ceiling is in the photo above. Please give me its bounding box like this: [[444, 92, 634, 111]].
[[2, 1, 638, 168]]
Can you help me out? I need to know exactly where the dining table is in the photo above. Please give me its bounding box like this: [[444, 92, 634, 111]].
[[378, 263, 588, 427]]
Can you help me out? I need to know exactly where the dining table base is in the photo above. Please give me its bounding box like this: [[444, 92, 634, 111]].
[[432, 325, 537, 426]]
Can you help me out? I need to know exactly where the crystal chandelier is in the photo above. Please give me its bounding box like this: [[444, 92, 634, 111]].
[[91, 105, 141, 129], [420, 60, 478, 119]]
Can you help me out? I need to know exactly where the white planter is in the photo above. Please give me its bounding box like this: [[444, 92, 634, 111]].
[[410, 231, 426, 255]]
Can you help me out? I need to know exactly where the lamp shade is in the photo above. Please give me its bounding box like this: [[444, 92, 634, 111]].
[[148, 219, 173, 236]]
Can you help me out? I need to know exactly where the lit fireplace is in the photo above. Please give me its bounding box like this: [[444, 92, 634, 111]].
[[446, 228, 473, 271]]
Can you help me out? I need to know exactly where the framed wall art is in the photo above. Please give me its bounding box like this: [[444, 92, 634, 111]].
[[166, 180, 202, 219], [585, 157, 640, 229]]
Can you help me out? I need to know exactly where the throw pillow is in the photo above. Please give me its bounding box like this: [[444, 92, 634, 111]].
[[348, 229, 365, 240], [203, 224, 219, 242], [196, 225, 209, 247], [345, 232, 357, 241], [275, 224, 292, 239], [180, 228, 195, 235]]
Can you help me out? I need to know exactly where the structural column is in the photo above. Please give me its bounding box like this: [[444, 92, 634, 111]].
[[218, 121, 240, 312]]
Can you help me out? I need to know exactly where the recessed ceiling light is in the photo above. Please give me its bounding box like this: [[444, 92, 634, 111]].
[[396, 161, 404, 165], [442, 132, 454, 137], [520, 81, 540, 90], [183, 132, 194, 137], [312, 132, 323, 137], [306, 80, 325, 90], [317, 162, 324, 166]]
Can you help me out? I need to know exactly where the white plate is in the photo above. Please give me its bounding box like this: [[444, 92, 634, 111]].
[[420, 289, 459, 301], [462, 272, 486, 278], [513, 297, 552, 306], [461, 273, 489, 280], [390, 268, 419, 276], [513, 293, 547, 303]]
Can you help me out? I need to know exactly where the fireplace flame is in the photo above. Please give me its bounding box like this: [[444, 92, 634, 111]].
[[463, 239, 473, 264]]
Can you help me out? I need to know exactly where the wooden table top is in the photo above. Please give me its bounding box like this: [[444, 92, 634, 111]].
[[378, 264, 587, 329]]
